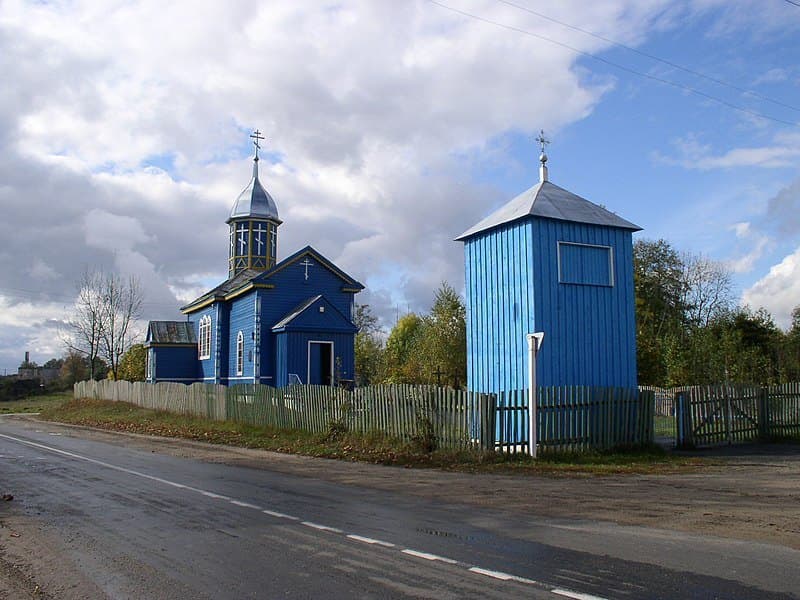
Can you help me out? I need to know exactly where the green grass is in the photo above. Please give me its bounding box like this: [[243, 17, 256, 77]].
[[655, 415, 676, 438], [39, 398, 703, 475], [0, 391, 72, 414]]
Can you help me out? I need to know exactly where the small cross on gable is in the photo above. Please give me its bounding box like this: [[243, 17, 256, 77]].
[[300, 257, 313, 281]]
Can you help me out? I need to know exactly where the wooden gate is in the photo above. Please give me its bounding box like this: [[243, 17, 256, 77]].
[[676, 385, 762, 447]]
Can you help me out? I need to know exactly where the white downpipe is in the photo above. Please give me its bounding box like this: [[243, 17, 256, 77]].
[[526, 332, 545, 458]]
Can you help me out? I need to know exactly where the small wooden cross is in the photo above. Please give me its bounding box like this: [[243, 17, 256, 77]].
[[300, 257, 313, 280], [433, 366, 444, 387], [250, 129, 265, 159]]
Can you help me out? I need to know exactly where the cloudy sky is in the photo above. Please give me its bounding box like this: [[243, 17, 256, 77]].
[[1, 0, 799, 373]]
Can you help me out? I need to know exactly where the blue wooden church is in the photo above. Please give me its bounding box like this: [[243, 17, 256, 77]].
[[145, 133, 364, 387], [456, 136, 641, 395]]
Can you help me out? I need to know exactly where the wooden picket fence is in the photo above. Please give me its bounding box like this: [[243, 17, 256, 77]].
[[674, 382, 800, 447], [75, 380, 494, 451], [496, 387, 654, 452], [74, 380, 655, 453]]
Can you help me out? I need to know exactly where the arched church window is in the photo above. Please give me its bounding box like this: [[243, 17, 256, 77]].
[[198, 315, 212, 359], [236, 331, 244, 376]]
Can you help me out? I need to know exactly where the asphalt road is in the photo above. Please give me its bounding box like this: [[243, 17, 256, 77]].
[[0, 416, 797, 600]]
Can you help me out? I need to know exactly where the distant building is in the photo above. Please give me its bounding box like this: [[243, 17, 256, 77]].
[[16, 352, 60, 384], [456, 138, 640, 394], [145, 133, 363, 386]]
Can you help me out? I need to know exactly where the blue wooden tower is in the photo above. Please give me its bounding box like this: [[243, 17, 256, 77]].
[[145, 132, 364, 386], [456, 135, 640, 395]]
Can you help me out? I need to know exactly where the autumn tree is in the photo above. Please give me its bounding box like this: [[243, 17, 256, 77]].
[[419, 282, 466, 388], [117, 343, 147, 382], [353, 304, 385, 386], [384, 313, 425, 383], [60, 350, 89, 386], [633, 239, 687, 385]]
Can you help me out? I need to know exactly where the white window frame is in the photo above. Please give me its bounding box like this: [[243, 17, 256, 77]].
[[198, 315, 212, 359], [557, 241, 615, 287], [236, 331, 244, 376]]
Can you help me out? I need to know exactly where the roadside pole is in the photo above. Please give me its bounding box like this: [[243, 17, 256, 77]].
[[526, 332, 545, 458]]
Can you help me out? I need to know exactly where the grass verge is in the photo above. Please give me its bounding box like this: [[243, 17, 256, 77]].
[[39, 398, 703, 475], [0, 391, 72, 415]]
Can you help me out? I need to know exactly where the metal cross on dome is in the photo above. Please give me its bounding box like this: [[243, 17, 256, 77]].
[[300, 257, 313, 281], [250, 129, 265, 159]]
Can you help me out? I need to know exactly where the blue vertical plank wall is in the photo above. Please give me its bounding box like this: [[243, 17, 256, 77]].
[[264, 259, 355, 321], [152, 347, 197, 382], [228, 294, 254, 384], [275, 332, 354, 386], [189, 307, 216, 383], [464, 219, 535, 394], [533, 220, 637, 389], [464, 217, 637, 393]]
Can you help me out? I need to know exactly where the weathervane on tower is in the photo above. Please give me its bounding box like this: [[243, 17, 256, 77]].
[[536, 129, 550, 183]]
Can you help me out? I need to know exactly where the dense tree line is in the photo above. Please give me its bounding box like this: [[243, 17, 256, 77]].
[[634, 239, 800, 386], [355, 282, 467, 388], [355, 241, 800, 389]]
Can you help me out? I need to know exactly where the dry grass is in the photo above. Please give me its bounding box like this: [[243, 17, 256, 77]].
[[39, 398, 703, 475]]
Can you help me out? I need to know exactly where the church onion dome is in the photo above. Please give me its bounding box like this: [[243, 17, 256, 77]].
[[227, 157, 281, 224]]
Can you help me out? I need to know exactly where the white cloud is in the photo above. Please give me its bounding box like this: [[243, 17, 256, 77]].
[[1, 0, 797, 369], [742, 246, 800, 329], [655, 133, 800, 170]]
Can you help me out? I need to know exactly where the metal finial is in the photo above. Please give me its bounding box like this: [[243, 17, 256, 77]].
[[250, 129, 265, 160], [536, 129, 550, 183], [535, 129, 550, 160]]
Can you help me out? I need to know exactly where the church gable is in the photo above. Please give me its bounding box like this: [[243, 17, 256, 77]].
[[272, 295, 357, 333], [257, 246, 363, 291]]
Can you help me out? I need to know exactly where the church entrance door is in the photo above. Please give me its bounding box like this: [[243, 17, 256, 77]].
[[308, 341, 333, 386]]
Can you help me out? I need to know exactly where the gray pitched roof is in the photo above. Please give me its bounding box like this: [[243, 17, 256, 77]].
[[455, 180, 641, 241], [227, 158, 281, 223], [180, 268, 260, 312], [146, 321, 196, 344], [272, 295, 322, 330]]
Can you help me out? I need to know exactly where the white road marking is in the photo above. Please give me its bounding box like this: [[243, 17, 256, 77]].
[[200, 491, 231, 500], [401, 549, 459, 564], [48, 433, 62, 436], [229, 500, 261, 509], [262, 509, 300, 521], [469, 567, 539, 584], [0, 431, 610, 600], [551, 588, 608, 600], [346, 534, 395, 548], [302, 521, 343, 533]]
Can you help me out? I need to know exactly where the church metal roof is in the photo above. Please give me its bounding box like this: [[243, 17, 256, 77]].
[[227, 158, 280, 223], [272, 295, 323, 330], [455, 180, 641, 241], [146, 321, 196, 345]]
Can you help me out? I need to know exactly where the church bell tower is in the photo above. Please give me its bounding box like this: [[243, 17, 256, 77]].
[[227, 130, 282, 278]]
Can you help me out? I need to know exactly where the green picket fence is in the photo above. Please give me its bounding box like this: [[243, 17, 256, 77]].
[[496, 387, 655, 453], [75, 380, 654, 453], [76, 380, 495, 451]]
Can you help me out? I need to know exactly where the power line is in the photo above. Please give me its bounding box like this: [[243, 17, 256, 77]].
[[428, 0, 799, 127], [492, 0, 800, 114], [784, 0, 800, 8]]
